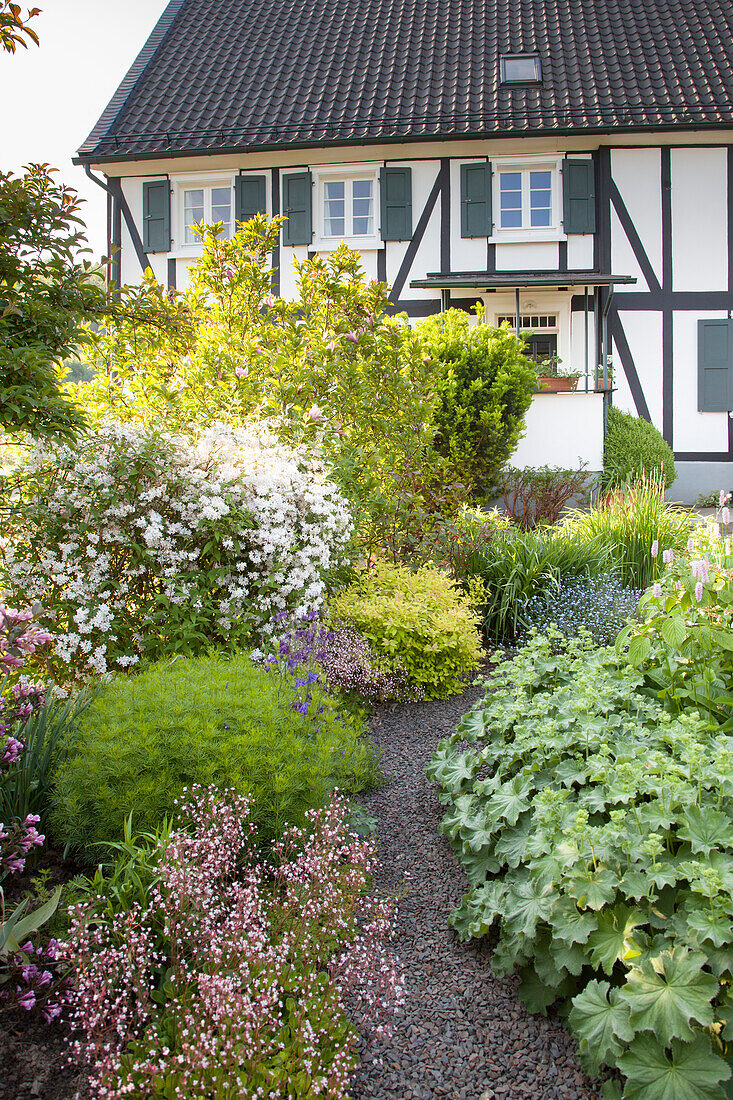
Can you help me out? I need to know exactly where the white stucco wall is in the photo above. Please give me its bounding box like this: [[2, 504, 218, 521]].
[[511, 392, 605, 471]]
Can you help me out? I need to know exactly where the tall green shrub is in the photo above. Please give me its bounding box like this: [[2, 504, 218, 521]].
[[603, 406, 676, 489], [52, 652, 377, 857], [417, 311, 537, 497]]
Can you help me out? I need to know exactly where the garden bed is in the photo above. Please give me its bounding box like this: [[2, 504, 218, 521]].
[[352, 678, 600, 1100]]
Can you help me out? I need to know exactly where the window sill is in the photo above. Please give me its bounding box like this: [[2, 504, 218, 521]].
[[489, 229, 567, 245], [312, 238, 381, 252]]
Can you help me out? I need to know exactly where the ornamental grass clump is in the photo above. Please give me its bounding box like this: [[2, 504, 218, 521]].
[[428, 632, 733, 1099], [61, 786, 402, 1100], [331, 562, 484, 700], [464, 526, 613, 642], [1, 421, 352, 683], [562, 471, 691, 590], [52, 650, 378, 857]]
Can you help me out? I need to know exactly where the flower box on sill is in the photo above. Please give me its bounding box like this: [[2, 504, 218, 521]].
[[536, 375, 579, 392]]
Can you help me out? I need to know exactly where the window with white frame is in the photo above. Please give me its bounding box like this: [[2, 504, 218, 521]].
[[499, 169, 553, 229], [181, 183, 232, 244], [314, 166, 380, 246], [491, 157, 563, 240], [497, 313, 558, 364], [323, 178, 375, 238]]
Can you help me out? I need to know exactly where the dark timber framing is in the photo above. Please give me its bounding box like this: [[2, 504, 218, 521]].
[[608, 143, 733, 461]]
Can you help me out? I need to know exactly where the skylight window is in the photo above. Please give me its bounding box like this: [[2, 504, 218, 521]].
[[500, 54, 542, 85]]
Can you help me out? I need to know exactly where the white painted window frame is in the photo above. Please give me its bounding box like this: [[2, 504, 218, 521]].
[[170, 171, 237, 255], [489, 154, 566, 244], [312, 163, 381, 250], [487, 295, 573, 369]]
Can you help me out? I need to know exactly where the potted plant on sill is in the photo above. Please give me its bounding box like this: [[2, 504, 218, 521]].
[[535, 355, 581, 393]]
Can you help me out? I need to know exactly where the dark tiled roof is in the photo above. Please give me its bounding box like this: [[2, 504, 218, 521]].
[[77, 0, 733, 162]]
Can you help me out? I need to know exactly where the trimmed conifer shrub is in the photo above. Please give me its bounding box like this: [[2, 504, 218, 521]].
[[603, 406, 676, 489]]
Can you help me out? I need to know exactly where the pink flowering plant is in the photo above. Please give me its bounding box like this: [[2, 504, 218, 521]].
[[0, 603, 68, 1021], [617, 501, 733, 729], [2, 421, 352, 683], [61, 785, 402, 1099]]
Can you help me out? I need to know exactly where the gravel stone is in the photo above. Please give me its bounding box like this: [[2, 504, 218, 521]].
[[351, 680, 601, 1100]]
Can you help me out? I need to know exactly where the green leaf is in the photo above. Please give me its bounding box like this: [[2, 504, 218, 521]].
[[619, 948, 717, 1045], [568, 865, 619, 910], [551, 895, 598, 945], [569, 979, 634, 1073], [504, 879, 555, 938], [494, 814, 533, 868], [550, 937, 588, 976], [486, 774, 532, 826], [678, 807, 733, 858], [518, 963, 566, 1015], [3, 885, 62, 954], [588, 905, 644, 975], [618, 1034, 730, 1100], [684, 909, 733, 950], [660, 616, 687, 650], [628, 635, 652, 667]]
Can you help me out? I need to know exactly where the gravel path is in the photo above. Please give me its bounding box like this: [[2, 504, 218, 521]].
[[351, 680, 602, 1100]]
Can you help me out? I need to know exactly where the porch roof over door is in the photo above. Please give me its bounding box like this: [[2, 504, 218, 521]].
[[410, 273, 637, 290]]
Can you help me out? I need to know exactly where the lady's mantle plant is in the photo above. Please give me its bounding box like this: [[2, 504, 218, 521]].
[[61, 785, 402, 1099], [1, 421, 352, 681], [428, 632, 733, 1099]]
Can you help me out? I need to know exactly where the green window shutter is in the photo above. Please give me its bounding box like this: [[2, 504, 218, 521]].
[[282, 172, 312, 245], [235, 175, 267, 225], [460, 162, 492, 237], [562, 159, 596, 234], [142, 179, 170, 252], [698, 319, 733, 411], [380, 167, 412, 241]]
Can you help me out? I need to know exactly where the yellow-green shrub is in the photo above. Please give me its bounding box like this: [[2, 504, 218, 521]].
[[331, 562, 484, 700], [51, 651, 377, 858]]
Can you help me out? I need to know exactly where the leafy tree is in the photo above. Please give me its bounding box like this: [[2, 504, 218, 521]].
[[417, 309, 538, 498], [72, 220, 461, 556], [0, 166, 109, 441], [0, 1, 39, 54]]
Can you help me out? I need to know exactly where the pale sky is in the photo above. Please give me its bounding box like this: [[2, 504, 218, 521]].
[[0, 0, 171, 259]]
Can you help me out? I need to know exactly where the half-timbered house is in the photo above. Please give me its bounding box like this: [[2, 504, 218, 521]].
[[74, 0, 733, 499]]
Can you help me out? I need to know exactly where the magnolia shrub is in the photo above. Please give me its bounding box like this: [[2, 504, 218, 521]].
[[2, 422, 352, 681]]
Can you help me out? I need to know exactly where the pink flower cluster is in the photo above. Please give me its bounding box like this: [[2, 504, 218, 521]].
[[0, 604, 52, 673], [0, 813, 45, 877], [0, 938, 70, 1023], [61, 787, 402, 1098]]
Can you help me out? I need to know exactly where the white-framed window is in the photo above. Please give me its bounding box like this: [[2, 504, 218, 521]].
[[497, 313, 559, 364], [179, 181, 233, 245], [490, 156, 564, 242], [314, 165, 380, 248]]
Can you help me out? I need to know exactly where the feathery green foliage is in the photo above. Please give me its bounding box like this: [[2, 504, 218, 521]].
[[52, 652, 377, 858]]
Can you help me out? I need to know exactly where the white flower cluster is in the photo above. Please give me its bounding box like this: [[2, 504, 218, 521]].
[[2, 421, 352, 680]]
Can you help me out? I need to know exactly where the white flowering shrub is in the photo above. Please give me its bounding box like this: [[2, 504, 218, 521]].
[[1, 422, 352, 682]]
